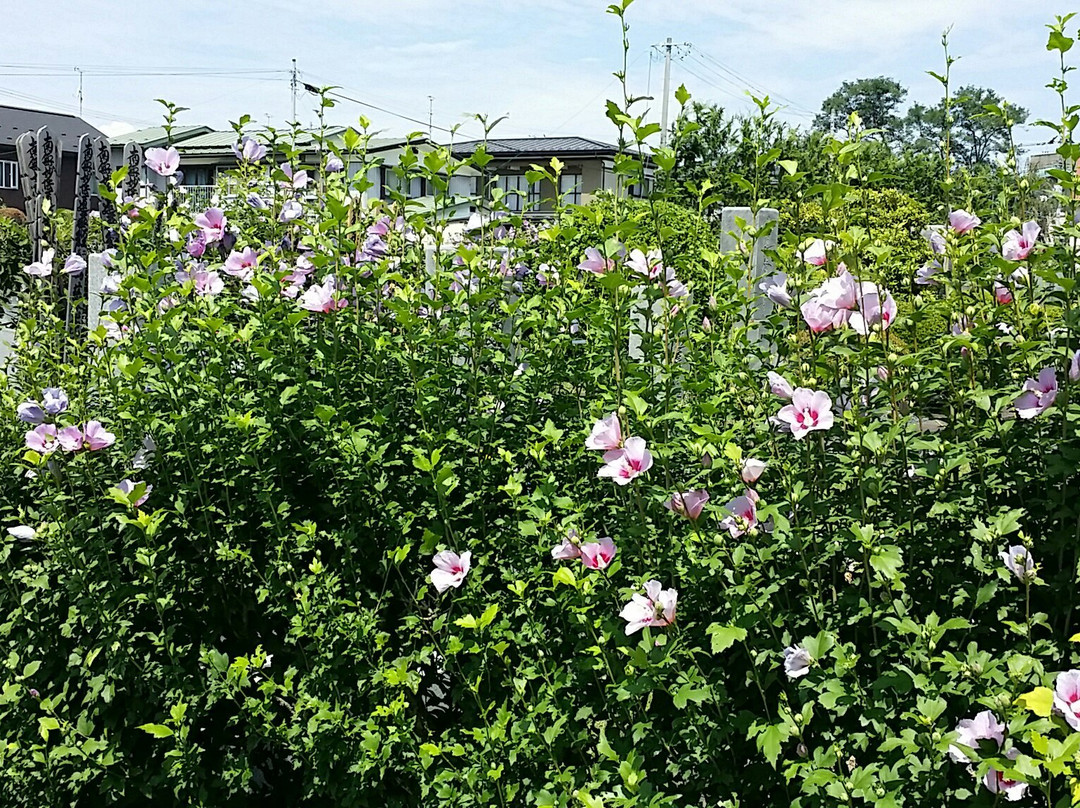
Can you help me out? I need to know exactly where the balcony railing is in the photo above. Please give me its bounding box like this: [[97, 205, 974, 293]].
[[179, 185, 216, 209]]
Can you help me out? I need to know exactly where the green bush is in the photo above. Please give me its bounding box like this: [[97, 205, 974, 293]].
[[780, 188, 934, 292], [0, 217, 30, 298], [543, 192, 719, 291], [1, 10, 1080, 808]]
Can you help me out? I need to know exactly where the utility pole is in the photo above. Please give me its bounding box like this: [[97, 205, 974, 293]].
[[660, 38, 673, 146], [75, 67, 83, 118], [290, 58, 298, 123], [653, 38, 689, 146], [428, 96, 434, 138]]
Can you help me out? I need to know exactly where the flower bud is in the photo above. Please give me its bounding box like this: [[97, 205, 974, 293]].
[[701, 453, 713, 468], [797, 743, 808, 758]]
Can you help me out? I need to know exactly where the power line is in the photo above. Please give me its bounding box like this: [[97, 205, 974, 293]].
[[0, 85, 160, 127], [691, 46, 817, 118]]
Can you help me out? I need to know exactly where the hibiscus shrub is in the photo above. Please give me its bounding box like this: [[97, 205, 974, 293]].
[[4, 7, 1080, 807]]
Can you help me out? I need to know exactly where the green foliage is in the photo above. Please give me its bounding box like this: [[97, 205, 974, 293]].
[[1, 9, 1080, 808], [780, 188, 933, 292], [0, 217, 30, 298], [814, 76, 908, 143], [545, 191, 719, 289]]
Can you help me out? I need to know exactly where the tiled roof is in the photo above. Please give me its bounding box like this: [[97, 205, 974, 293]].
[[450, 136, 620, 158], [0, 104, 106, 151]]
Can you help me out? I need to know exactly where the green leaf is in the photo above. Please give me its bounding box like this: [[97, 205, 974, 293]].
[[672, 684, 710, 709], [1017, 687, 1054, 717], [1048, 30, 1074, 54], [706, 624, 747, 654], [137, 723, 174, 738], [552, 567, 577, 588]]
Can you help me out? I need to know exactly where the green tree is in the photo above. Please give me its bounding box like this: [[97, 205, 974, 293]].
[[902, 85, 1028, 168], [814, 76, 908, 143]]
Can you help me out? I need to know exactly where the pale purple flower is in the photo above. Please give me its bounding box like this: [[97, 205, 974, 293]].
[[16, 401, 45, 424], [62, 254, 86, 275], [1002, 221, 1040, 261], [597, 436, 652, 485], [279, 163, 310, 190], [798, 238, 830, 266], [949, 209, 981, 234], [186, 231, 206, 258], [664, 490, 709, 520], [948, 710, 1005, 763], [25, 424, 58, 454], [41, 388, 68, 415], [849, 282, 897, 335], [578, 247, 614, 276], [580, 537, 617, 570], [117, 478, 152, 507], [195, 208, 227, 243], [232, 136, 267, 163], [537, 263, 556, 288], [801, 270, 858, 333], [551, 529, 582, 560], [1053, 670, 1080, 732], [627, 248, 664, 280], [922, 226, 946, 255], [1014, 366, 1058, 419], [999, 544, 1035, 582], [663, 268, 688, 298], [224, 247, 259, 281], [192, 269, 224, 297], [57, 426, 83, 453], [984, 748, 1027, 802], [144, 146, 180, 177], [741, 458, 767, 484], [1070, 349, 1080, 382], [993, 282, 1013, 306], [325, 155, 345, 173], [23, 248, 55, 277], [247, 193, 269, 210], [720, 491, 758, 538], [768, 371, 794, 400], [82, 421, 116, 451], [915, 260, 942, 286], [430, 550, 471, 593], [760, 272, 793, 308], [783, 645, 813, 679], [279, 200, 304, 222], [776, 388, 835, 440], [619, 580, 677, 635], [585, 413, 622, 451], [299, 276, 348, 313]]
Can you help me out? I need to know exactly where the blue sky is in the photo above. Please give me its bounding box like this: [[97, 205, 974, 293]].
[[0, 0, 1069, 155]]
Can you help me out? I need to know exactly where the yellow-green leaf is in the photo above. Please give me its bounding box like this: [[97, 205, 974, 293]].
[[1016, 687, 1054, 717]]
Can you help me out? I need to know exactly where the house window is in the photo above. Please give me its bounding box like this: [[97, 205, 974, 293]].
[[558, 173, 582, 206], [381, 167, 426, 199], [497, 173, 531, 212], [0, 160, 18, 190], [182, 165, 216, 187], [528, 181, 543, 207]]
